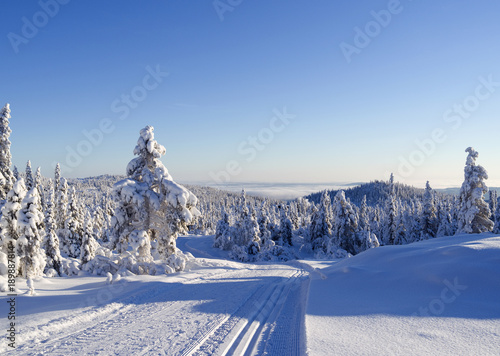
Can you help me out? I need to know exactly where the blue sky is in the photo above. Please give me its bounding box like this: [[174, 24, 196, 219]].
[[2, 0, 500, 188]]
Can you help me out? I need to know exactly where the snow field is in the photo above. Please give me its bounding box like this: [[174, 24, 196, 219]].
[[305, 233, 500, 356]]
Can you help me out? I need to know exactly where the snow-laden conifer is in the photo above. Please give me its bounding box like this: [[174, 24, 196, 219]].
[[0, 103, 14, 199], [420, 181, 438, 240], [213, 207, 232, 250], [111, 126, 200, 273], [43, 189, 62, 276], [25, 160, 34, 191], [0, 179, 26, 276], [17, 186, 46, 279], [80, 211, 98, 266], [61, 187, 83, 258], [332, 190, 358, 254], [456, 147, 493, 234], [309, 191, 332, 253]]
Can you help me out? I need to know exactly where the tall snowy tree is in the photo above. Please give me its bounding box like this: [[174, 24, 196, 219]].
[[358, 195, 369, 232], [393, 201, 408, 245], [61, 187, 83, 258], [332, 190, 358, 254], [0, 103, 15, 200], [25, 160, 34, 191], [420, 181, 438, 240], [43, 189, 62, 276], [111, 126, 200, 272], [494, 196, 500, 234], [54, 163, 61, 194], [456, 147, 493, 234], [436, 201, 454, 237], [81, 211, 98, 266], [232, 190, 261, 254], [489, 190, 497, 222], [309, 191, 332, 253], [383, 185, 398, 245], [34, 166, 44, 209], [55, 177, 68, 231], [12, 166, 18, 181], [213, 207, 232, 250], [278, 204, 293, 246], [0, 179, 26, 275], [17, 186, 46, 279]]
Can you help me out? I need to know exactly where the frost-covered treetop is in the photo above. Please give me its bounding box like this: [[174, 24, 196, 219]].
[[464, 146, 488, 181], [0, 103, 13, 169], [465, 147, 479, 167], [0, 103, 11, 122], [126, 125, 172, 184]]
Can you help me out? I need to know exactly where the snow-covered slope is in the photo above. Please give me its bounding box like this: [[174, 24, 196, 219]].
[[2, 233, 499, 355], [306, 233, 500, 356], [3, 236, 309, 355]]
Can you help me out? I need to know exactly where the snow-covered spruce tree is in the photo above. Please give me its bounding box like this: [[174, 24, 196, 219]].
[[213, 207, 233, 250], [111, 126, 200, 273], [12, 166, 18, 181], [257, 200, 272, 242], [43, 189, 62, 276], [369, 206, 382, 238], [17, 186, 46, 279], [0, 179, 26, 276], [34, 166, 44, 210], [393, 200, 408, 245], [331, 190, 358, 255], [0, 103, 15, 200], [55, 177, 68, 231], [278, 204, 293, 246], [289, 202, 300, 230], [382, 185, 398, 245], [489, 190, 497, 222], [308, 191, 332, 254], [358, 195, 369, 231], [229, 191, 260, 260], [456, 147, 494, 234], [61, 186, 83, 258], [233, 191, 259, 247], [493, 196, 500, 234], [81, 211, 98, 267], [436, 201, 454, 237], [420, 181, 438, 240], [54, 163, 61, 194], [246, 205, 261, 256], [25, 160, 34, 191], [92, 203, 105, 241]]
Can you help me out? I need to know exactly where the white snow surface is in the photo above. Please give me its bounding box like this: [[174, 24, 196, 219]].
[[306, 233, 500, 356], [1, 233, 499, 355]]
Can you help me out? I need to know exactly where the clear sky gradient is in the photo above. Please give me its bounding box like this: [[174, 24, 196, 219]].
[[2, 0, 500, 189]]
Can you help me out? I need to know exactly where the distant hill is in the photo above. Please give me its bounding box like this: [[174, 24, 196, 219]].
[[304, 180, 455, 207]]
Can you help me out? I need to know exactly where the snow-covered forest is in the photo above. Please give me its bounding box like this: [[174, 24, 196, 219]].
[[1, 102, 498, 284]]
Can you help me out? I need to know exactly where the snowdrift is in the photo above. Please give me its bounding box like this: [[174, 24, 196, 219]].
[[306, 232, 500, 355]]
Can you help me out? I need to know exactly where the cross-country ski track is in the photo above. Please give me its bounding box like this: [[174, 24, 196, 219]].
[[8, 237, 310, 356]]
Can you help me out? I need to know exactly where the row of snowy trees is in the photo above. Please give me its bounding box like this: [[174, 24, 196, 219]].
[[213, 147, 497, 262], [0, 104, 114, 287], [1, 101, 498, 281]]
